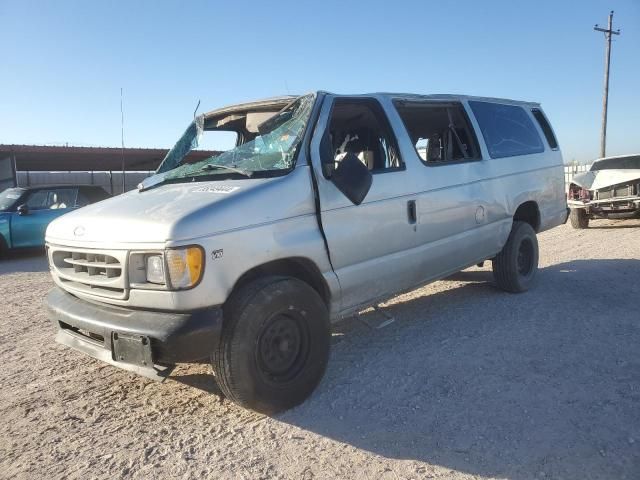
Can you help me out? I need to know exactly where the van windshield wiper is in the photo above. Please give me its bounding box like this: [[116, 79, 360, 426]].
[[201, 163, 252, 177]]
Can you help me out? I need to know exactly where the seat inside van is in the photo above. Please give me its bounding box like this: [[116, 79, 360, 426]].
[[327, 100, 402, 173]]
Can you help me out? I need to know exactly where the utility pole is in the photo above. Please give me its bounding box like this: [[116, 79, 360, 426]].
[[594, 11, 621, 159], [120, 87, 126, 194]]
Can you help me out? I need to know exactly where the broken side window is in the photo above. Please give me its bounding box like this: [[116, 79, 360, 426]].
[[393, 101, 480, 164], [325, 98, 403, 175]]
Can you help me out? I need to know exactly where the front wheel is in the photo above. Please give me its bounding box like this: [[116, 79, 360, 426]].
[[492, 221, 539, 293], [212, 276, 330, 414], [569, 208, 589, 229]]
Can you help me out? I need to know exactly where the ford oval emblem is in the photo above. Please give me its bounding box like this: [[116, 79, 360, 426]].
[[73, 226, 85, 237]]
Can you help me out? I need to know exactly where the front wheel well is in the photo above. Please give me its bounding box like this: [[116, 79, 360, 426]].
[[229, 257, 330, 307], [513, 201, 540, 232]]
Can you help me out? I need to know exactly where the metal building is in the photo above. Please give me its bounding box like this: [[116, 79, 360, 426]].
[[0, 144, 217, 194]]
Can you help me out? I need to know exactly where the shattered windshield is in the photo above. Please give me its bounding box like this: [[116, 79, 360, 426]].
[[0, 188, 24, 211], [146, 94, 315, 187]]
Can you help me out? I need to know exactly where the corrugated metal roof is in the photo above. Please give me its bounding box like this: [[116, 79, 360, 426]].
[[0, 144, 219, 172]]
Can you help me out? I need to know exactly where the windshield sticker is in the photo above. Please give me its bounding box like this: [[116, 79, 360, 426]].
[[191, 185, 239, 194]]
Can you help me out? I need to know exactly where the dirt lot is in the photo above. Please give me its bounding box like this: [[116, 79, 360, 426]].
[[1, 219, 639, 480]]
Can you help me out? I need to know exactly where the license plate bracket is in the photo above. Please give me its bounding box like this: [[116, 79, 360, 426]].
[[112, 332, 153, 367]]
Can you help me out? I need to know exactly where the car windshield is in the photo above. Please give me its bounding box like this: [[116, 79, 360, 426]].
[[0, 188, 24, 211], [140, 94, 315, 190]]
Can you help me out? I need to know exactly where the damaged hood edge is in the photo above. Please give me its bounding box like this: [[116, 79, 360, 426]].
[[572, 169, 640, 191]]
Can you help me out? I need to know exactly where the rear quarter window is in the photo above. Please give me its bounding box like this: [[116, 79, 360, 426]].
[[469, 101, 544, 158], [531, 108, 558, 149]]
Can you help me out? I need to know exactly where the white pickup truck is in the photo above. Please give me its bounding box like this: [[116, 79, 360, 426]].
[[568, 154, 640, 228], [46, 92, 568, 413]]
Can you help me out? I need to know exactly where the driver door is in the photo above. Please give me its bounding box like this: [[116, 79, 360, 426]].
[[310, 96, 420, 313]]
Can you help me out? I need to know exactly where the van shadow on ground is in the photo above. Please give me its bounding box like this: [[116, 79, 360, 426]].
[[275, 259, 640, 480]]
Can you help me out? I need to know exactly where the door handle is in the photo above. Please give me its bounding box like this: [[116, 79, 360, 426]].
[[407, 200, 417, 224]]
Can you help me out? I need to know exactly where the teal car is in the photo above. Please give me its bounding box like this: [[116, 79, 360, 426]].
[[0, 185, 110, 255]]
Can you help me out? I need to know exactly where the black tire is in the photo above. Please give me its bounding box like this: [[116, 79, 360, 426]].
[[492, 221, 539, 293], [0, 235, 7, 260], [213, 276, 330, 414], [569, 208, 589, 229]]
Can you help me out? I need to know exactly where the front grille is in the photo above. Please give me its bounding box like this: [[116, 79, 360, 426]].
[[597, 184, 634, 200], [63, 251, 122, 277], [597, 188, 612, 200], [49, 246, 128, 299]]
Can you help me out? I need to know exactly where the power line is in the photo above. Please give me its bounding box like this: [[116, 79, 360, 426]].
[[594, 10, 621, 159]]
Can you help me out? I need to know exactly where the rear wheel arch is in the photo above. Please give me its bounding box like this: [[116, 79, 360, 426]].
[[513, 201, 540, 232]]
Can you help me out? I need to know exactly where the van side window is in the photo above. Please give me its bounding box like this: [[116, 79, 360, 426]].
[[531, 108, 558, 149], [324, 99, 403, 175], [469, 101, 544, 158], [393, 101, 480, 164]]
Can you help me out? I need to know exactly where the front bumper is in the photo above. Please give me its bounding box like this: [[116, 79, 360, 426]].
[[568, 197, 640, 216], [47, 288, 223, 380]]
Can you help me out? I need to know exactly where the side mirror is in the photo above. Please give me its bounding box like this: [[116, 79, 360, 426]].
[[329, 153, 373, 205], [17, 204, 29, 216]]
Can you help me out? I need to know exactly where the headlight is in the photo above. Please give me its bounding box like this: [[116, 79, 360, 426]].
[[165, 246, 204, 289], [145, 255, 165, 284]]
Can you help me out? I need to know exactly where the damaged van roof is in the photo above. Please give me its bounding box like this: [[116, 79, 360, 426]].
[[203, 96, 298, 122], [385, 93, 541, 106], [203, 92, 542, 124], [199, 91, 544, 139]]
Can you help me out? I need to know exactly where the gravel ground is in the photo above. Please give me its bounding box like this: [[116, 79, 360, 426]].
[[1, 219, 639, 480]]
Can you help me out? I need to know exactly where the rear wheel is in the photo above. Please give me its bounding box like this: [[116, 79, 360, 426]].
[[569, 208, 589, 229], [213, 276, 330, 414], [492, 221, 539, 293]]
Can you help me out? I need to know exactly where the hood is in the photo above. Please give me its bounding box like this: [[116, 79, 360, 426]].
[[573, 154, 640, 191], [46, 167, 314, 245], [573, 169, 640, 191]]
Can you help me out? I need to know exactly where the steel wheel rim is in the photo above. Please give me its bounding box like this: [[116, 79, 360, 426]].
[[257, 313, 309, 383], [517, 238, 534, 277]]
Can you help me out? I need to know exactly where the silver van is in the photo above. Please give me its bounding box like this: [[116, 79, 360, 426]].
[[46, 92, 568, 413]]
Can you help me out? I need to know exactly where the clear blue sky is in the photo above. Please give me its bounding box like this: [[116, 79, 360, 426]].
[[1, 0, 638, 163]]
